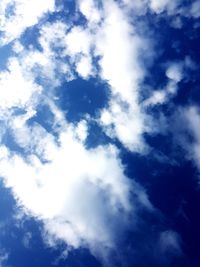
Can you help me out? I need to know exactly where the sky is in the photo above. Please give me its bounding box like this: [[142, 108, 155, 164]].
[[0, 0, 199, 266]]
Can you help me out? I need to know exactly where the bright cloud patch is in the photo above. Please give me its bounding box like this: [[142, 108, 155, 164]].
[[0, 120, 151, 254], [0, 0, 55, 45]]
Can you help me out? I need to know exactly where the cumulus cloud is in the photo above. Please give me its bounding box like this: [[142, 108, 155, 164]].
[[0, 0, 55, 45], [0, 118, 152, 256], [78, 0, 102, 23], [166, 62, 183, 83], [0, 57, 41, 112], [0, 0, 54, 43]]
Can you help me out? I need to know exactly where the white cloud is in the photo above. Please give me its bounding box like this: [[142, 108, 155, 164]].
[[78, 0, 102, 23], [75, 120, 88, 142], [38, 22, 93, 82], [0, 57, 42, 111], [166, 63, 183, 83], [0, 119, 152, 256], [64, 26, 92, 56], [190, 0, 200, 18], [143, 62, 184, 106], [90, 0, 151, 151], [121, 0, 149, 15], [75, 55, 93, 79], [100, 100, 148, 152], [143, 90, 168, 106], [11, 22, 74, 87], [149, 0, 180, 14], [0, 0, 55, 45]]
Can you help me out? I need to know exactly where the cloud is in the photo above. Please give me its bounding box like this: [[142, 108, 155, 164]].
[[149, 0, 180, 14], [0, 249, 9, 267], [0, 118, 152, 257], [78, 0, 102, 23], [182, 106, 200, 170], [190, 0, 200, 18], [0, 57, 41, 112], [0, 0, 55, 45], [121, 0, 149, 15], [165, 63, 183, 83], [122, 0, 200, 19], [22, 231, 32, 249], [159, 230, 182, 255], [90, 0, 152, 151], [143, 62, 183, 106]]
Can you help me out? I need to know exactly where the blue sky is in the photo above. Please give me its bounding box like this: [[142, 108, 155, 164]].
[[0, 0, 200, 266]]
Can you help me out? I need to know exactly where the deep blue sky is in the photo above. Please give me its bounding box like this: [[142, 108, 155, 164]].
[[0, 1, 200, 267]]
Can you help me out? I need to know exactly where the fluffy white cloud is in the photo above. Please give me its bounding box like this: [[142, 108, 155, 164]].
[[149, 0, 180, 14], [0, 0, 55, 45], [0, 118, 152, 255], [100, 100, 148, 152], [0, 57, 41, 111], [75, 55, 93, 78], [166, 63, 183, 83], [78, 0, 102, 23], [90, 0, 150, 151], [121, 0, 149, 15]]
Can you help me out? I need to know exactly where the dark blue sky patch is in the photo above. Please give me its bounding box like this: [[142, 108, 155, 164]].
[[0, 213, 72, 267], [64, 248, 102, 267], [141, 13, 200, 104], [0, 43, 13, 71], [1, 128, 25, 155], [0, 181, 15, 221], [56, 78, 109, 122], [85, 121, 112, 148], [27, 102, 56, 134], [121, 146, 200, 267], [20, 26, 42, 52], [0, 210, 104, 267]]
